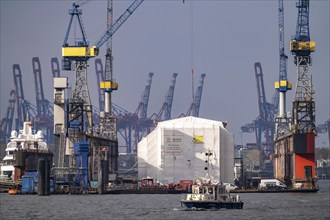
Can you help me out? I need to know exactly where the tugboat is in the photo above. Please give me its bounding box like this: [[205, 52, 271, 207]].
[[180, 180, 244, 210], [180, 149, 244, 210]]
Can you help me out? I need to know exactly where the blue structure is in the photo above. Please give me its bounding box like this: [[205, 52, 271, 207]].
[[79, 141, 89, 191]]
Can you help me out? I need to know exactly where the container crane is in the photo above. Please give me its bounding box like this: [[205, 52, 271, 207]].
[[51, 57, 61, 78], [152, 73, 178, 121], [0, 90, 16, 142], [241, 62, 276, 168], [95, 58, 105, 112], [254, 62, 276, 156], [181, 74, 206, 117], [13, 64, 27, 130], [132, 72, 155, 153], [32, 57, 54, 143], [134, 72, 154, 120], [274, 0, 317, 189]]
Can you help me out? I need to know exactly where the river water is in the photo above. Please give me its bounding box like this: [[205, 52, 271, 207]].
[[0, 180, 329, 220]]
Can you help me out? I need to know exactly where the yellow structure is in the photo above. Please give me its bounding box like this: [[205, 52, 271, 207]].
[[100, 81, 118, 90], [62, 46, 99, 58], [275, 80, 292, 92], [290, 40, 315, 53]]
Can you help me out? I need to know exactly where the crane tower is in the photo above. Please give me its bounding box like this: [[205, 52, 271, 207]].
[[274, 0, 317, 190]]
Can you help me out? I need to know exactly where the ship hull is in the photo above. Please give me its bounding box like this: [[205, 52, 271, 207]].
[[181, 200, 244, 210]]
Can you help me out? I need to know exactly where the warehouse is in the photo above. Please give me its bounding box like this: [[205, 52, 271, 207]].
[[138, 116, 234, 184]]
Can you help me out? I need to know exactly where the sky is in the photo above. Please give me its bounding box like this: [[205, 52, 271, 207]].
[[0, 0, 329, 148]]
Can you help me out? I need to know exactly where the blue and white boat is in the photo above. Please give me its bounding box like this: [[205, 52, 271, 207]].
[[180, 181, 244, 210]]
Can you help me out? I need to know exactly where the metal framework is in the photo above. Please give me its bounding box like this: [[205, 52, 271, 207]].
[[182, 74, 206, 117], [291, 0, 316, 134], [153, 73, 178, 121], [0, 90, 16, 142], [274, 0, 291, 139], [32, 57, 54, 143]]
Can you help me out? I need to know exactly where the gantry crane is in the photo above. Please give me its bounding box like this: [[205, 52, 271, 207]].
[[13, 64, 37, 129], [0, 90, 16, 142], [153, 73, 178, 121], [181, 74, 206, 117], [32, 57, 54, 143], [95, 58, 105, 112], [134, 72, 154, 120], [132, 72, 154, 153], [241, 63, 276, 166], [254, 63, 276, 156], [51, 57, 61, 78]]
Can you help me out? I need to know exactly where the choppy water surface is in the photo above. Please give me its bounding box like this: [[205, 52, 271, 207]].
[[1, 180, 329, 220]]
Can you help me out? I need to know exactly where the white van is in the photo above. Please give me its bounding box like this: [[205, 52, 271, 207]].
[[259, 179, 287, 189]]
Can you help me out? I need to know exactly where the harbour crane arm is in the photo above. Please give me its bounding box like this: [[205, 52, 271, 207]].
[[95, 58, 105, 111], [62, 0, 144, 61], [134, 72, 154, 119], [0, 90, 16, 140], [186, 74, 206, 117], [95, 0, 144, 48], [155, 73, 178, 121], [32, 57, 47, 116], [51, 57, 61, 77]]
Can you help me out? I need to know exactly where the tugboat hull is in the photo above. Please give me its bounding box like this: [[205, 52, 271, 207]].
[[181, 201, 244, 210]]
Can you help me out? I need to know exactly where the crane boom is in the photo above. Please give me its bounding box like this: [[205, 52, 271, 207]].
[[155, 73, 178, 121], [95, 58, 105, 111], [134, 72, 154, 119], [13, 64, 26, 129], [51, 57, 61, 77], [0, 90, 16, 141], [186, 74, 206, 117], [32, 57, 47, 116], [95, 0, 144, 48], [278, 0, 288, 81]]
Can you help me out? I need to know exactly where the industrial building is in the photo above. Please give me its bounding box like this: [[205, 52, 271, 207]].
[[138, 116, 234, 184]]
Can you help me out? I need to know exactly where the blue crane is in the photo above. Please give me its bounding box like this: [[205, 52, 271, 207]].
[[13, 64, 37, 129], [32, 57, 54, 143], [241, 63, 276, 162], [182, 74, 206, 117], [0, 90, 16, 142], [153, 73, 178, 121], [290, 0, 316, 133], [95, 58, 105, 112], [61, 0, 144, 134], [134, 72, 154, 119], [274, 0, 292, 140], [254, 63, 276, 154], [51, 57, 60, 78]]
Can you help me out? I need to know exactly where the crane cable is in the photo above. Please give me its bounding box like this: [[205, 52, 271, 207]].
[[190, 1, 195, 101]]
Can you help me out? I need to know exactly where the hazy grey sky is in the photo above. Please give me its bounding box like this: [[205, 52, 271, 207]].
[[0, 0, 329, 147]]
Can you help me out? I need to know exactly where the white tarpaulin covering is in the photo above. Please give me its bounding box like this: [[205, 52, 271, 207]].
[[138, 116, 234, 184]]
